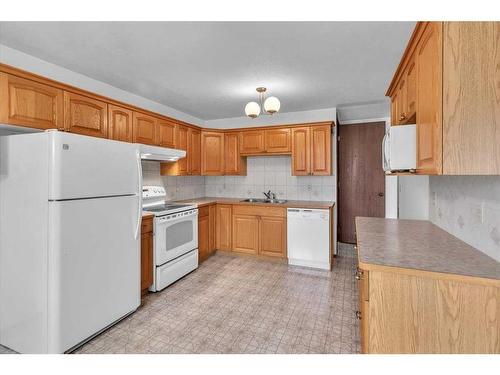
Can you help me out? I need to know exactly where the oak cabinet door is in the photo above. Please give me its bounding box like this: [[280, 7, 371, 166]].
[[259, 216, 286, 258], [209, 204, 216, 254], [108, 104, 133, 142], [311, 124, 332, 175], [140, 231, 153, 292], [198, 214, 210, 263], [157, 119, 177, 148], [240, 130, 265, 154], [390, 92, 399, 126], [265, 128, 291, 153], [0, 73, 64, 130], [190, 129, 201, 175], [291, 127, 311, 175], [133, 112, 157, 145], [405, 55, 417, 120], [416, 22, 443, 174], [216, 204, 232, 251], [177, 125, 190, 175], [224, 132, 246, 175], [201, 131, 224, 175], [232, 214, 259, 255], [397, 77, 407, 123], [64, 91, 108, 138]]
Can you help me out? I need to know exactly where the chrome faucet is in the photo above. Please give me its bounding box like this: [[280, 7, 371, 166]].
[[263, 190, 277, 200], [263, 190, 272, 200]]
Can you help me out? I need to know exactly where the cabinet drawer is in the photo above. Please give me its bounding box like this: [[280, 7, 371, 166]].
[[232, 205, 286, 218], [198, 205, 210, 217], [141, 216, 153, 233]]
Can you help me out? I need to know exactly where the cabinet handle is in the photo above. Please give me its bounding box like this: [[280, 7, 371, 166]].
[[355, 311, 362, 320], [399, 113, 406, 121]]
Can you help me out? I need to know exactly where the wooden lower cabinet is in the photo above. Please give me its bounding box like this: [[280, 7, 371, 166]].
[[198, 204, 216, 263], [232, 214, 260, 255], [216, 204, 232, 251], [357, 264, 500, 353], [259, 216, 287, 258], [140, 216, 154, 296]]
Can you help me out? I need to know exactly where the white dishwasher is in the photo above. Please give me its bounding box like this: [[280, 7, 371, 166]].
[[287, 208, 331, 270]]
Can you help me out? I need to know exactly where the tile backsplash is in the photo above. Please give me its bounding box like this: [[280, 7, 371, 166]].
[[429, 176, 500, 262], [205, 156, 336, 201], [141, 161, 205, 201]]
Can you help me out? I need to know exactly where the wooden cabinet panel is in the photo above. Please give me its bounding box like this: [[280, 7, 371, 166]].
[[416, 22, 443, 175], [209, 204, 216, 254], [190, 128, 201, 175], [0, 73, 64, 130], [140, 216, 154, 294], [405, 56, 417, 120], [265, 128, 291, 153], [216, 204, 232, 251], [108, 104, 133, 142], [232, 214, 259, 255], [201, 131, 224, 175], [390, 93, 399, 126], [198, 214, 210, 263], [259, 216, 286, 258], [224, 132, 246, 175], [133, 111, 157, 146], [240, 130, 265, 154], [157, 119, 177, 148], [443, 22, 500, 175], [311, 124, 332, 175], [357, 267, 369, 353], [397, 76, 407, 124], [291, 127, 311, 175], [64, 91, 108, 138], [161, 125, 189, 176]]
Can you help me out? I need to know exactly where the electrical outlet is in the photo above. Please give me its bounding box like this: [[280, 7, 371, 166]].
[[432, 192, 438, 207], [307, 184, 312, 191]]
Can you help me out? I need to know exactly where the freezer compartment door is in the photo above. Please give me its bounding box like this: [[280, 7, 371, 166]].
[[48, 195, 140, 353], [48, 131, 141, 200]]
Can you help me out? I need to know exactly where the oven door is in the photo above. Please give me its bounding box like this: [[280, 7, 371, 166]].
[[154, 209, 198, 266]]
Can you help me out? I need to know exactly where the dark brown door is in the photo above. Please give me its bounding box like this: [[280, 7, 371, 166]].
[[338, 122, 386, 243]]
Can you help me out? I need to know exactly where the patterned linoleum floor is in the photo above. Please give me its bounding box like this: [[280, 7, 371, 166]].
[[1, 243, 359, 354]]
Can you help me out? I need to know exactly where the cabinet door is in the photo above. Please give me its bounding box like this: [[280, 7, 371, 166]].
[[190, 128, 201, 175], [201, 131, 224, 175], [405, 55, 417, 120], [209, 204, 216, 254], [416, 22, 443, 174], [357, 267, 369, 353], [397, 77, 407, 124], [140, 231, 153, 292], [0, 73, 64, 130], [133, 112, 157, 145], [259, 216, 286, 258], [291, 127, 311, 175], [224, 132, 246, 175], [390, 92, 399, 126], [232, 214, 259, 255], [311, 124, 332, 175], [216, 204, 232, 251], [157, 119, 177, 148], [161, 125, 190, 176], [198, 214, 210, 263], [240, 130, 265, 154], [108, 104, 133, 142], [64, 91, 108, 138], [265, 128, 291, 153]]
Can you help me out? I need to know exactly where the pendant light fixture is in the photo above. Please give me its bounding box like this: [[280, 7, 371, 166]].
[[244, 87, 280, 118]]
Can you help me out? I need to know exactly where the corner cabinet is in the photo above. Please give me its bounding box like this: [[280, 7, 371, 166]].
[[291, 124, 332, 176], [387, 22, 500, 175], [0, 72, 64, 130]]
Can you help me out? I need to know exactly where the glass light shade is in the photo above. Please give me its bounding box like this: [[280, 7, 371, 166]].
[[245, 101, 261, 118], [264, 96, 280, 114]]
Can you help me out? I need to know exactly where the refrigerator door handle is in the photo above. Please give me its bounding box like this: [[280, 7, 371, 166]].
[[134, 150, 143, 240], [382, 132, 389, 172]]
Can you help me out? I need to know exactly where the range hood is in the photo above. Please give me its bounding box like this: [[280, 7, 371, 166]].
[[138, 143, 186, 162]]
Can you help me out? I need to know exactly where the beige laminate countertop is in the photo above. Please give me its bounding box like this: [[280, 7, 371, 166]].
[[355, 217, 500, 281], [174, 197, 335, 209]]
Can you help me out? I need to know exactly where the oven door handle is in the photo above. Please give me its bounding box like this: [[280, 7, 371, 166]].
[[157, 210, 198, 223]]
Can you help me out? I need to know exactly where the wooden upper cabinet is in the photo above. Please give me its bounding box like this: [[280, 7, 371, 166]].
[[157, 119, 177, 148], [416, 22, 443, 175], [224, 132, 246, 175], [265, 128, 291, 153], [311, 124, 332, 175], [259, 216, 286, 258], [240, 130, 265, 154], [216, 204, 232, 251], [443, 22, 500, 175], [291, 127, 311, 175], [405, 55, 417, 121], [0, 73, 64, 130], [133, 112, 157, 145], [108, 104, 133, 142], [190, 128, 201, 175], [160, 125, 191, 176], [64, 91, 108, 138], [201, 131, 224, 175]]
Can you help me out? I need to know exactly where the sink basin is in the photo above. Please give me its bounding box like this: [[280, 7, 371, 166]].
[[240, 198, 287, 204]]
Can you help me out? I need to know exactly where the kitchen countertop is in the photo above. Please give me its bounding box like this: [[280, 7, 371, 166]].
[[355, 217, 500, 281], [174, 197, 335, 209]]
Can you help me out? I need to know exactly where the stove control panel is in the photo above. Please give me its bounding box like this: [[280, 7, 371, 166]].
[[142, 185, 166, 199]]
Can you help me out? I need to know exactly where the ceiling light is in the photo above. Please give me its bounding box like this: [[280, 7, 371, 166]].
[[245, 87, 280, 118]]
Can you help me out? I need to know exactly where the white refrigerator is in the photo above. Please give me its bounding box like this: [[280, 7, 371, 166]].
[[0, 130, 142, 353]]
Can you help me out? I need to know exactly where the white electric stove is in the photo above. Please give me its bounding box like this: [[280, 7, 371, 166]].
[[142, 186, 198, 291]]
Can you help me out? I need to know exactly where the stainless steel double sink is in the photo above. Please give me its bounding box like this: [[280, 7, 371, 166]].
[[240, 198, 288, 204]]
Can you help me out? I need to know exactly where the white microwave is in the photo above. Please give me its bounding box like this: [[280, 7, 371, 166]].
[[382, 124, 416, 173]]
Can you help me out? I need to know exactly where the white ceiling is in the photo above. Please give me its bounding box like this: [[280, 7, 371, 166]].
[[0, 22, 415, 120]]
